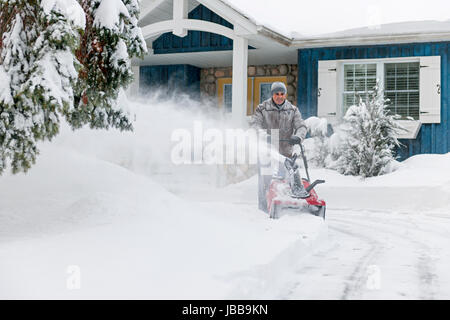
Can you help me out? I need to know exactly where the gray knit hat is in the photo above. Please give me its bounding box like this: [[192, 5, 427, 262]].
[[271, 82, 287, 95]]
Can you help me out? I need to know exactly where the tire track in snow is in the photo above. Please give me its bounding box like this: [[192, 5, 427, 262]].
[[328, 223, 384, 300], [329, 212, 441, 299], [281, 241, 341, 299], [284, 221, 383, 299]]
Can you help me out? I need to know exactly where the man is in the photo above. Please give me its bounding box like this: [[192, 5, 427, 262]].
[[250, 82, 309, 212]]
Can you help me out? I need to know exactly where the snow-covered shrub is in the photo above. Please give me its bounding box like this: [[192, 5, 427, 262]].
[[303, 116, 330, 168], [334, 81, 405, 178], [323, 128, 346, 170]]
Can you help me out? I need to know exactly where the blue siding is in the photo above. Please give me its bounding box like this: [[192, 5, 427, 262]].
[[153, 4, 234, 54], [139, 64, 200, 99], [297, 42, 450, 160], [152, 4, 254, 54]]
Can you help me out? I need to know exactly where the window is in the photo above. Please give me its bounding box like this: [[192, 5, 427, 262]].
[[343, 63, 377, 114], [259, 83, 273, 103], [223, 84, 232, 113], [384, 62, 420, 120], [341, 61, 421, 120]]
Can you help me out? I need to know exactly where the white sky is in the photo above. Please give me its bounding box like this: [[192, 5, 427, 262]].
[[226, 0, 450, 36]]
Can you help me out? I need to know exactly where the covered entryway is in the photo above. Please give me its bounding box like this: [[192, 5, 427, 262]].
[[136, 0, 297, 125]]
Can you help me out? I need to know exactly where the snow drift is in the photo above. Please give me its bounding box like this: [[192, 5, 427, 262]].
[[0, 93, 326, 299]]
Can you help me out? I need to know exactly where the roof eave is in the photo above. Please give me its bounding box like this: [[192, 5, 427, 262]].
[[290, 32, 450, 48], [256, 25, 292, 46]]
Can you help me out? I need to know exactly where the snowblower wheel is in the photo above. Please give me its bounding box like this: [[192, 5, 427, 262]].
[[316, 206, 326, 220]]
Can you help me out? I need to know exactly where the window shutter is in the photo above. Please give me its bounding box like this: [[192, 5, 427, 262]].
[[419, 56, 441, 123], [317, 60, 338, 124]]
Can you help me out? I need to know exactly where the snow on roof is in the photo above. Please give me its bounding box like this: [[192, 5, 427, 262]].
[[294, 20, 450, 40], [222, 0, 450, 40], [139, 0, 450, 43], [217, 0, 292, 38]]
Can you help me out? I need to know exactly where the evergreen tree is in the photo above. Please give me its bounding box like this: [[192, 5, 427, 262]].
[[70, 0, 147, 131], [0, 0, 147, 175], [336, 81, 405, 178]]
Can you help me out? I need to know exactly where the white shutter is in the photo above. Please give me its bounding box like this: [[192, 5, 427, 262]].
[[419, 56, 441, 123], [317, 60, 338, 124]]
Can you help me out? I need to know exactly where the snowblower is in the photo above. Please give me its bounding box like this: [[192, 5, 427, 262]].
[[264, 139, 326, 220]]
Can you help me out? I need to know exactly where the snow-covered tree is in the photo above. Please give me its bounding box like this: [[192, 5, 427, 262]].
[[335, 81, 405, 178], [70, 0, 147, 131], [0, 0, 81, 173], [0, 0, 147, 174]]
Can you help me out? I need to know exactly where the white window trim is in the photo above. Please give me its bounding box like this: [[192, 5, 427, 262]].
[[337, 57, 422, 139]]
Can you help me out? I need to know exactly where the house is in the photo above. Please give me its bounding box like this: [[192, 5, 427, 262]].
[[132, 0, 450, 160]]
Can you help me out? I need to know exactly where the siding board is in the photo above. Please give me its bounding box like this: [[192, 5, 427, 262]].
[[139, 65, 200, 99], [152, 4, 254, 54]]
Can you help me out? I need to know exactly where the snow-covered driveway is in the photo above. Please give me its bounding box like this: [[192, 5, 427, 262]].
[[159, 160, 450, 300], [279, 209, 450, 300]]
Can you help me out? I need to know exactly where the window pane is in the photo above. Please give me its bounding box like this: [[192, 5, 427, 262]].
[[343, 93, 357, 115], [367, 64, 377, 77], [343, 63, 377, 115], [409, 76, 419, 90], [367, 78, 377, 90], [385, 77, 396, 91], [396, 77, 408, 90], [355, 64, 366, 77], [260, 83, 272, 103], [344, 78, 354, 91], [345, 65, 354, 78], [355, 78, 366, 91], [224, 84, 232, 112]]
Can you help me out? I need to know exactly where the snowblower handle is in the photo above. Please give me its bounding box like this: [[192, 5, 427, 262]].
[[279, 139, 311, 182], [299, 143, 311, 182]]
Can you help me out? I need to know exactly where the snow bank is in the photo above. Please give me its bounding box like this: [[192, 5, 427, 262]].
[[0, 92, 326, 299], [305, 152, 450, 214]]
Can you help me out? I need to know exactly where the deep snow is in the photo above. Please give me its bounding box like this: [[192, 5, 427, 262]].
[[1, 94, 450, 299], [0, 94, 326, 299]]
